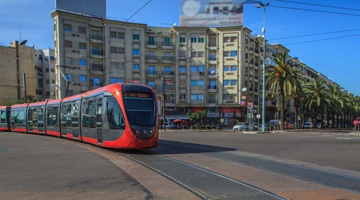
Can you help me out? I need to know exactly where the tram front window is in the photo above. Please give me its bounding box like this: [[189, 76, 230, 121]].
[[123, 93, 155, 126]]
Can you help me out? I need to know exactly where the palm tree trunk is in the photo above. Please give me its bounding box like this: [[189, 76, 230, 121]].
[[280, 88, 285, 130]]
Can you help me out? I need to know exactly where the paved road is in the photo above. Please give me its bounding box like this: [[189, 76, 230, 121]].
[[159, 130, 360, 171], [1, 130, 360, 200]]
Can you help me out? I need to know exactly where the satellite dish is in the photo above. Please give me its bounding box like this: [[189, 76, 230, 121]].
[[20, 40, 27, 45], [173, 23, 177, 27]]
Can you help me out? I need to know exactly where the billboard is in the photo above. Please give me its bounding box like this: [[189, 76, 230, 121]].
[[56, 0, 106, 18], [180, 0, 243, 27]]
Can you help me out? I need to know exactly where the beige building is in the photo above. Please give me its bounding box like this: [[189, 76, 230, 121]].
[[35, 48, 56, 100], [51, 10, 335, 127], [0, 41, 36, 105]]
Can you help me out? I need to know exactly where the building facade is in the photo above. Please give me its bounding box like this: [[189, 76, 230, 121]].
[[0, 41, 36, 105], [52, 10, 334, 127], [35, 48, 56, 100]]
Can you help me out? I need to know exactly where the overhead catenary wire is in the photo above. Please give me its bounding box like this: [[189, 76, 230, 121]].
[[268, 5, 360, 17], [271, 0, 360, 12], [269, 28, 360, 41], [283, 33, 360, 45]]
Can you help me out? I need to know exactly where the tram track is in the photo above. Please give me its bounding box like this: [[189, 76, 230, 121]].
[[116, 149, 286, 200]]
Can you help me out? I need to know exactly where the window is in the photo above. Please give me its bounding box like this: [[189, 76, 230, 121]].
[[1, 110, 6, 123], [148, 66, 155, 74], [198, 66, 204, 72], [224, 80, 229, 85], [179, 66, 186, 73], [191, 37, 197, 43], [191, 95, 197, 100], [198, 37, 204, 43], [65, 74, 73, 82], [179, 37, 185, 43], [164, 37, 170, 43], [209, 68, 216, 75], [65, 57, 72, 65], [133, 64, 140, 71], [180, 80, 186, 85], [191, 51, 197, 57], [110, 31, 117, 38], [111, 62, 124, 69], [224, 37, 230, 43], [64, 24, 71, 32], [133, 34, 140, 40], [198, 80, 204, 86], [80, 75, 87, 82], [110, 78, 117, 84], [197, 95, 204, 100], [224, 66, 230, 72], [230, 80, 237, 85], [198, 51, 204, 57], [164, 66, 171, 72], [110, 47, 124, 54], [209, 54, 216, 61], [191, 66, 197, 72], [179, 94, 186, 100], [231, 51, 237, 57], [224, 51, 230, 57], [78, 26, 86, 34], [50, 56, 55, 60], [191, 80, 197, 86], [179, 50, 186, 58], [79, 59, 86, 67], [231, 66, 237, 71], [47, 106, 58, 127], [106, 97, 125, 129], [93, 78, 100, 86], [133, 49, 140, 56], [82, 99, 97, 128], [46, 80, 49, 84], [148, 36, 155, 45], [46, 68, 49, 73], [118, 32, 124, 39], [65, 40, 72, 48], [79, 43, 86, 50], [123, 93, 155, 126], [209, 80, 216, 89], [148, 80, 155, 87]]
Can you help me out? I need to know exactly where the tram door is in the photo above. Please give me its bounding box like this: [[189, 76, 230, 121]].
[[72, 100, 81, 139], [38, 106, 45, 133], [96, 98, 103, 144]]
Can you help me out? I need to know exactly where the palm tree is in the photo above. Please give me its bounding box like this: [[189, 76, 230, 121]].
[[303, 79, 331, 128], [328, 84, 344, 128], [290, 77, 305, 129], [265, 52, 302, 130]]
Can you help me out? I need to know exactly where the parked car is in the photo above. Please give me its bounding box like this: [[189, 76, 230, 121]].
[[233, 123, 247, 131], [304, 122, 313, 129]]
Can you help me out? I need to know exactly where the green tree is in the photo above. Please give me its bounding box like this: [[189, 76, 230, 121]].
[[265, 52, 302, 130]]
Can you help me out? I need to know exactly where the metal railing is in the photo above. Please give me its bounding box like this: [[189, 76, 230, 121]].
[[91, 35, 103, 40]]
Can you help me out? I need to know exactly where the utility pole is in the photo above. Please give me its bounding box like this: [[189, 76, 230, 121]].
[[23, 73, 27, 103], [162, 77, 166, 131], [15, 41, 20, 100]]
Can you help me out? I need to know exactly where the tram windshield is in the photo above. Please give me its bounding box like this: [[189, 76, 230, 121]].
[[123, 93, 155, 126]]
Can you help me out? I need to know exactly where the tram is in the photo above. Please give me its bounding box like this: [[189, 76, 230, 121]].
[[0, 84, 158, 149]]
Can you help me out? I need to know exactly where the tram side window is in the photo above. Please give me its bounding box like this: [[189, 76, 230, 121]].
[[1, 110, 6, 123], [38, 108, 44, 123], [71, 102, 79, 127], [106, 97, 125, 129], [82, 99, 97, 128], [47, 106, 58, 127], [16, 110, 25, 124], [61, 104, 71, 127]]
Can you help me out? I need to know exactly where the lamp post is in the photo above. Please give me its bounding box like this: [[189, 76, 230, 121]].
[[254, 1, 269, 132]]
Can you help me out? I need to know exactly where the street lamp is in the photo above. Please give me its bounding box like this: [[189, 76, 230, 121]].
[[254, 1, 269, 132]]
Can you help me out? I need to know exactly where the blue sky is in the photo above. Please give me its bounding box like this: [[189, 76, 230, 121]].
[[1, 0, 359, 95]]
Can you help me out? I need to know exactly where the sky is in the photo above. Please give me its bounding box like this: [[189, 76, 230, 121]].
[[0, 0, 359, 95]]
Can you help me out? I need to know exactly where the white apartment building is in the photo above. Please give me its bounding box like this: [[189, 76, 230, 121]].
[[35, 48, 56, 100]]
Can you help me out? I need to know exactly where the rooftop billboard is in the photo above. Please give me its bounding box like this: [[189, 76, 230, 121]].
[[180, 0, 243, 27], [55, 0, 106, 18]]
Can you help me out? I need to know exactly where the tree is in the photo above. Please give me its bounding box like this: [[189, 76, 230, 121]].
[[290, 77, 305, 129], [265, 52, 302, 130], [303, 79, 331, 128], [328, 84, 344, 128]]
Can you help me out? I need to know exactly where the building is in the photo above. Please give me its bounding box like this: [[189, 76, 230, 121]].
[[51, 10, 336, 127], [35, 48, 56, 100], [0, 41, 36, 105]]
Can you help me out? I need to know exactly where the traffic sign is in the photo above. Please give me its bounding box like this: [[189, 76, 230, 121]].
[[248, 102, 253, 108], [353, 120, 359, 126], [256, 114, 261, 119]]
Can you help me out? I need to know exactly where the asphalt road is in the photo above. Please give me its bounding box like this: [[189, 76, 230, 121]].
[[159, 130, 360, 171], [1, 130, 359, 200]]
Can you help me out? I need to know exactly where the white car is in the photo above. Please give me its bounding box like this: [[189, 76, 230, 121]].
[[304, 122, 313, 129], [233, 123, 247, 131]]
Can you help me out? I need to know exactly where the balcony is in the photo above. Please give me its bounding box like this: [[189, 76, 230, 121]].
[[161, 56, 174, 63], [92, 63, 103, 72], [145, 55, 158, 63], [208, 71, 217, 78], [146, 70, 158, 77], [161, 42, 174, 49], [160, 71, 174, 77], [208, 99, 217, 104], [91, 35, 103, 43], [146, 41, 158, 48], [91, 49, 103, 59], [208, 85, 217, 92]]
